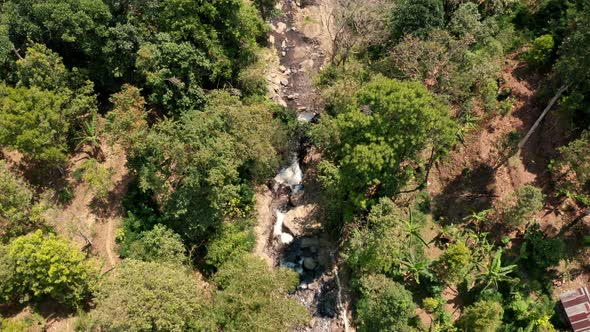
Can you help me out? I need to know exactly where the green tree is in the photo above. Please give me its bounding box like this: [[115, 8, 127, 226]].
[[105, 84, 149, 151], [346, 198, 424, 276], [356, 274, 418, 332], [3, 0, 111, 56], [434, 240, 473, 285], [135, 33, 210, 114], [0, 85, 70, 165], [131, 91, 282, 243], [504, 185, 544, 228], [0, 230, 97, 308], [213, 254, 309, 331], [524, 34, 555, 65], [125, 224, 187, 265], [84, 259, 210, 331], [205, 220, 255, 268], [458, 300, 504, 332], [520, 223, 564, 273], [0, 161, 44, 243], [389, 0, 444, 41], [315, 76, 457, 213], [15, 43, 69, 90]]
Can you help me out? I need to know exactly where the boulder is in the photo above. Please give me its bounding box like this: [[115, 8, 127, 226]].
[[301, 237, 320, 248], [303, 257, 317, 270]]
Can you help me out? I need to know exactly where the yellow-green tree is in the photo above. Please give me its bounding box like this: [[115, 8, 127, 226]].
[[0, 231, 97, 308]]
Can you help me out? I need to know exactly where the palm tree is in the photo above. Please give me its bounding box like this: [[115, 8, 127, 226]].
[[476, 249, 517, 291], [75, 113, 104, 160]]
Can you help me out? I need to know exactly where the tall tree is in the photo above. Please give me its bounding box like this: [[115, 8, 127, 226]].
[[213, 254, 309, 331], [84, 259, 210, 331], [314, 76, 457, 213]]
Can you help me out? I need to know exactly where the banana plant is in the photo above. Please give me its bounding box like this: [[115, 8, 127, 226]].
[[476, 249, 517, 291]]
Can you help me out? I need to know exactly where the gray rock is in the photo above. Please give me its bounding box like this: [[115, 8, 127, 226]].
[[280, 79, 289, 86], [307, 281, 319, 290], [303, 257, 316, 270], [289, 190, 304, 205], [301, 237, 320, 248]]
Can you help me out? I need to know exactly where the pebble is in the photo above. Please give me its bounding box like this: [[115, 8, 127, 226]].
[[281, 51, 286, 57], [280, 79, 289, 86], [279, 65, 286, 72]]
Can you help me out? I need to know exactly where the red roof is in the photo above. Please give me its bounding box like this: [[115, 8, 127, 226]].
[[560, 285, 590, 332]]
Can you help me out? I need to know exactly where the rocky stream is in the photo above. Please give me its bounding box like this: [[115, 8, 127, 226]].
[[261, 0, 350, 331]]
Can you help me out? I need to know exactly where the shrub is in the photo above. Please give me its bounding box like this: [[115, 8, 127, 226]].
[[125, 224, 187, 265], [356, 274, 418, 332], [0, 161, 45, 243], [434, 240, 473, 285], [505, 185, 544, 228], [458, 300, 504, 332], [520, 223, 564, 272], [0, 230, 97, 308], [84, 260, 210, 331], [205, 220, 255, 268], [213, 254, 309, 331], [524, 34, 554, 65]]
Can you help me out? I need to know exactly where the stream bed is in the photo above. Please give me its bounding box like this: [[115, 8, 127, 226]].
[[265, 1, 348, 330]]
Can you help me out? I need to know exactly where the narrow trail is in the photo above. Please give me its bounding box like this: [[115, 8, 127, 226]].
[[254, 0, 351, 331]]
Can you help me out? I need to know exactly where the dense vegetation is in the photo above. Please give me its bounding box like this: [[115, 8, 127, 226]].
[[1, 0, 589, 330]]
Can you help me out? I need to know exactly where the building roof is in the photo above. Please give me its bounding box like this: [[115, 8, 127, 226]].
[[560, 285, 590, 332]]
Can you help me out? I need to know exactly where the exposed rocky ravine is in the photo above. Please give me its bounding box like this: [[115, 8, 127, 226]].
[[255, 0, 350, 331]]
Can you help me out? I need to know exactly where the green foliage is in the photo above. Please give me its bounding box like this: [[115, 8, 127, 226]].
[[389, 0, 444, 41], [0, 230, 97, 308], [135, 33, 209, 114], [346, 199, 407, 275], [84, 259, 210, 331], [0, 161, 44, 243], [131, 91, 282, 243], [520, 223, 564, 273], [125, 224, 187, 265], [213, 254, 309, 331], [504, 292, 557, 331], [15, 43, 69, 90], [0, 85, 71, 165], [458, 299, 504, 332], [73, 158, 113, 202], [3, 0, 111, 56], [556, 6, 590, 108], [105, 84, 149, 150], [314, 76, 457, 214], [356, 274, 418, 332], [434, 240, 473, 285], [205, 220, 255, 269], [449, 3, 482, 37], [524, 34, 555, 65], [552, 131, 590, 197], [504, 185, 544, 228]]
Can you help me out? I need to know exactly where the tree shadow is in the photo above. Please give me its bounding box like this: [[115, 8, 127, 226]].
[[432, 163, 497, 225]]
